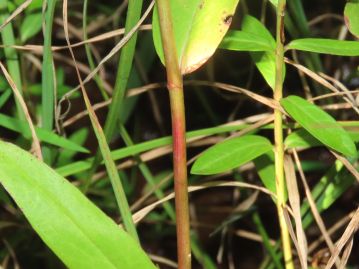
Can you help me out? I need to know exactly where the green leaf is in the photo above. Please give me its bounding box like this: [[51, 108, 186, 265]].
[[287, 38, 359, 56], [0, 88, 11, 109], [241, 15, 284, 89], [220, 30, 274, 51], [56, 128, 89, 166], [0, 113, 89, 153], [301, 160, 355, 228], [0, 141, 156, 269], [253, 152, 276, 194], [251, 51, 278, 89], [281, 95, 357, 157], [191, 135, 272, 175], [152, 0, 240, 74], [20, 13, 42, 42], [241, 15, 275, 47], [269, 0, 278, 7], [253, 151, 288, 202], [344, 1, 359, 38]]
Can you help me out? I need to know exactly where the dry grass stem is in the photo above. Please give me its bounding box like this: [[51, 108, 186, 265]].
[[0, 62, 42, 160]]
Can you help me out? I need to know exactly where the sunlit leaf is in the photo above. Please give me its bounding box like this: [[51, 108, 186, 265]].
[[191, 135, 272, 175], [220, 15, 281, 89], [242, 15, 284, 89], [281, 95, 357, 157], [152, 0, 240, 74], [269, 0, 278, 7], [344, 0, 359, 38], [220, 30, 274, 51], [0, 141, 156, 269]]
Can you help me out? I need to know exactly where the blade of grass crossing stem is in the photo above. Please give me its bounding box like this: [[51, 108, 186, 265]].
[[86, 0, 143, 186], [155, 1, 191, 268], [120, 124, 217, 269], [119, 124, 176, 220], [0, 0, 24, 119], [62, 0, 138, 242], [273, 0, 294, 268], [56, 122, 267, 177], [83, 0, 109, 101], [41, 0, 57, 164]]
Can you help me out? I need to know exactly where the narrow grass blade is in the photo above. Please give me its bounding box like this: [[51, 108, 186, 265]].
[[287, 38, 359, 56], [57, 122, 270, 177], [41, 0, 57, 163], [87, 0, 144, 184], [62, 0, 138, 241]]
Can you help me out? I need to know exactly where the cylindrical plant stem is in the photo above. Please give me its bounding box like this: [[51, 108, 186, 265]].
[[274, 0, 294, 268], [155, 1, 191, 269]]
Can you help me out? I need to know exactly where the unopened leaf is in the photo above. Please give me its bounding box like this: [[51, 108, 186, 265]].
[[281, 95, 357, 157], [0, 141, 156, 269], [191, 135, 272, 175], [287, 38, 359, 56], [152, 0, 240, 74], [344, 1, 359, 38]]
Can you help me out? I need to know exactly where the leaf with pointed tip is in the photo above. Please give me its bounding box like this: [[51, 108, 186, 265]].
[[0, 141, 156, 269], [152, 0, 240, 74], [285, 129, 359, 149], [344, 0, 359, 38], [191, 135, 272, 175], [281, 95, 357, 157]]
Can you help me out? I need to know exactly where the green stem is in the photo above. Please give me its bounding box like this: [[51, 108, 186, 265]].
[[42, 0, 57, 164], [155, 1, 191, 268], [274, 1, 294, 268]]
